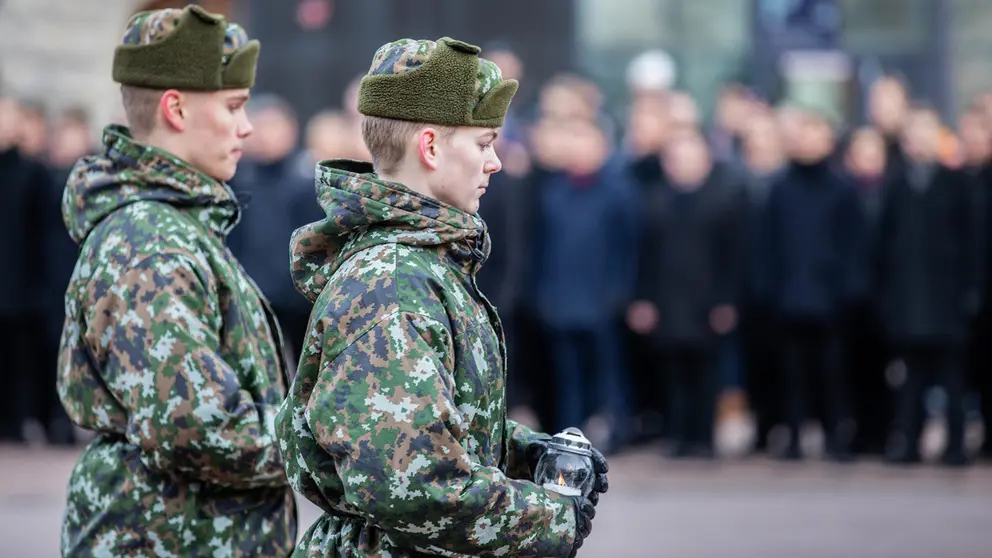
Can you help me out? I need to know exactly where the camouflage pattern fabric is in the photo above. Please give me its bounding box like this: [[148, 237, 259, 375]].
[[58, 124, 297, 556], [275, 160, 577, 557], [121, 7, 249, 63], [367, 38, 505, 108]]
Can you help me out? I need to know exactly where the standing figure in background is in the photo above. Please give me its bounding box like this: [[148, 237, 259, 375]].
[[228, 94, 323, 368], [735, 111, 788, 454], [0, 97, 46, 444], [531, 114, 638, 450], [36, 107, 96, 446], [765, 110, 864, 461], [878, 106, 979, 467], [628, 128, 743, 458], [843, 126, 892, 455]]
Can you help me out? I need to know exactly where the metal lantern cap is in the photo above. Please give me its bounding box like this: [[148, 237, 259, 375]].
[[549, 427, 593, 457]]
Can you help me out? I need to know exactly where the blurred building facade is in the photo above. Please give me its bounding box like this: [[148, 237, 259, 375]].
[[1, 0, 992, 135]]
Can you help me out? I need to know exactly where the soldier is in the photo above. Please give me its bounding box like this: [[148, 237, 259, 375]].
[[57, 6, 296, 556], [275, 37, 609, 557]]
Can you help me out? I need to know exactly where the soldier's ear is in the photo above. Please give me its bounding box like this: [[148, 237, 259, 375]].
[[160, 90, 186, 132]]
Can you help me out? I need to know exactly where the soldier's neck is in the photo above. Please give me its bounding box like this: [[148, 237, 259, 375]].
[[379, 168, 434, 202]]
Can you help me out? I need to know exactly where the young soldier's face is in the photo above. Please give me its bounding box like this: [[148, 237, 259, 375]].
[[430, 126, 502, 214], [183, 88, 253, 181]]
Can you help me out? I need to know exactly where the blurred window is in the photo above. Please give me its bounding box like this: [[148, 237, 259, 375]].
[[840, 0, 929, 52], [576, 0, 749, 118]]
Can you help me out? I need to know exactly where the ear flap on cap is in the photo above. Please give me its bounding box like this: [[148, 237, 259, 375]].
[[441, 37, 482, 55], [187, 4, 225, 23], [473, 79, 519, 127], [222, 40, 260, 89]]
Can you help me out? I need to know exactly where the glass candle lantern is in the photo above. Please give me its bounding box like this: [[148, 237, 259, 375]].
[[534, 427, 595, 497]]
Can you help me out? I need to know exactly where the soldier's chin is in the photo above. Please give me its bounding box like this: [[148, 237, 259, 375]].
[[210, 161, 238, 183]]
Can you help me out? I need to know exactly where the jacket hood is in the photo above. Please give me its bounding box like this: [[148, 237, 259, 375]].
[[62, 124, 240, 244], [291, 159, 489, 302]]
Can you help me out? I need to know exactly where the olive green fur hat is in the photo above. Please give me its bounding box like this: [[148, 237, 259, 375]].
[[112, 5, 259, 91], [358, 37, 518, 128]]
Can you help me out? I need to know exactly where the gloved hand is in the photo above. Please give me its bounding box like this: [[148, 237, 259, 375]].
[[527, 440, 610, 504], [588, 447, 609, 506], [567, 496, 596, 558]]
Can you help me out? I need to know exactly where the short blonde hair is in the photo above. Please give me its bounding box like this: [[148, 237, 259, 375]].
[[361, 115, 453, 174], [120, 85, 163, 138]]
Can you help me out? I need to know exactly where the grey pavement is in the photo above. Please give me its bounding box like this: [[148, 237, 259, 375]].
[[2, 445, 991, 558]]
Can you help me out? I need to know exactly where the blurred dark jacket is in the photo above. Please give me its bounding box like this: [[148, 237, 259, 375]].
[[228, 153, 323, 314], [876, 163, 980, 344], [634, 166, 744, 346], [527, 156, 639, 330], [41, 164, 82, 338], [765, 160, 867, 322], [0, 147, 46, 316], [475, 170, 525, 314]]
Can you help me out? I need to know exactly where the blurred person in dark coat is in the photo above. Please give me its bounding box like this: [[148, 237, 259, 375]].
[[228, 94, 323, 366], [843, 126, 892, 455], [765, 109, 864, 461], [868, 75, 910, 180], [735, 110, 788, 453], [476, 134, 529, 411], [627, 128, 743, 458], [958, 107, 992, 460], [622, 91, 672, 442], [303, 109, 370, 167], [709, 83, 754, 166], [0, 97, 46, 442], [35, 106, 95, 445], [878, 106, 980, 467], [16, 99, 49, 161], [528, 114, 638, 450], [625, 92, 670, 187]]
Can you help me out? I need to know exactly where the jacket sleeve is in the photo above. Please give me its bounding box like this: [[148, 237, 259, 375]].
[[306, 310, 576, 558], [84, 252, 287, 489], [612, 167, 641, 308], [761, 178, 784, 303], [956, 172, 982, 313], [836, 183, 869, 305], [505, 419, 552, 480], [713, 184, 746, 307]]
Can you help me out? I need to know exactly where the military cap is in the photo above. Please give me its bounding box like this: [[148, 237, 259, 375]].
[[113, 5, 259, 91], [358, 37, 518, 128]]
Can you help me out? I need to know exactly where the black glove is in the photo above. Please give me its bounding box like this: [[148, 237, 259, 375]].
[[567, 496, 596, 558], [588, 447, 609, 506]]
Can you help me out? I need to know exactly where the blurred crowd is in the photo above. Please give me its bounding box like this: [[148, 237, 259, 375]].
[[2, 44, 992, 468]]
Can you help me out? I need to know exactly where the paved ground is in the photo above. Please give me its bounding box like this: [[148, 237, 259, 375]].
[[2, 445, 991, 558]]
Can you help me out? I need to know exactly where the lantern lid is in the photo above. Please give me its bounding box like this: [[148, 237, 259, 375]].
[[549, 427, 593, 456]]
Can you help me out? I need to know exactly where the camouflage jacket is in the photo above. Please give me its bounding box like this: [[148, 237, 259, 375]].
[[275, 160, 577, 558], [57, 125, 297, 557]]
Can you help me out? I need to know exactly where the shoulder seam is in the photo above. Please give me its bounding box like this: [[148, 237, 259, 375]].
[[329, 308, 451, 365]]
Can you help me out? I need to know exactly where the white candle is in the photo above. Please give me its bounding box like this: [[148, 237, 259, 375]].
[[543, 483, 582, 496]]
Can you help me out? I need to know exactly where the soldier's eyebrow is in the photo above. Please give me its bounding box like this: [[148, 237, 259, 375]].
[[479, 131, 498, 143], [228, 93, 250, 106]]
